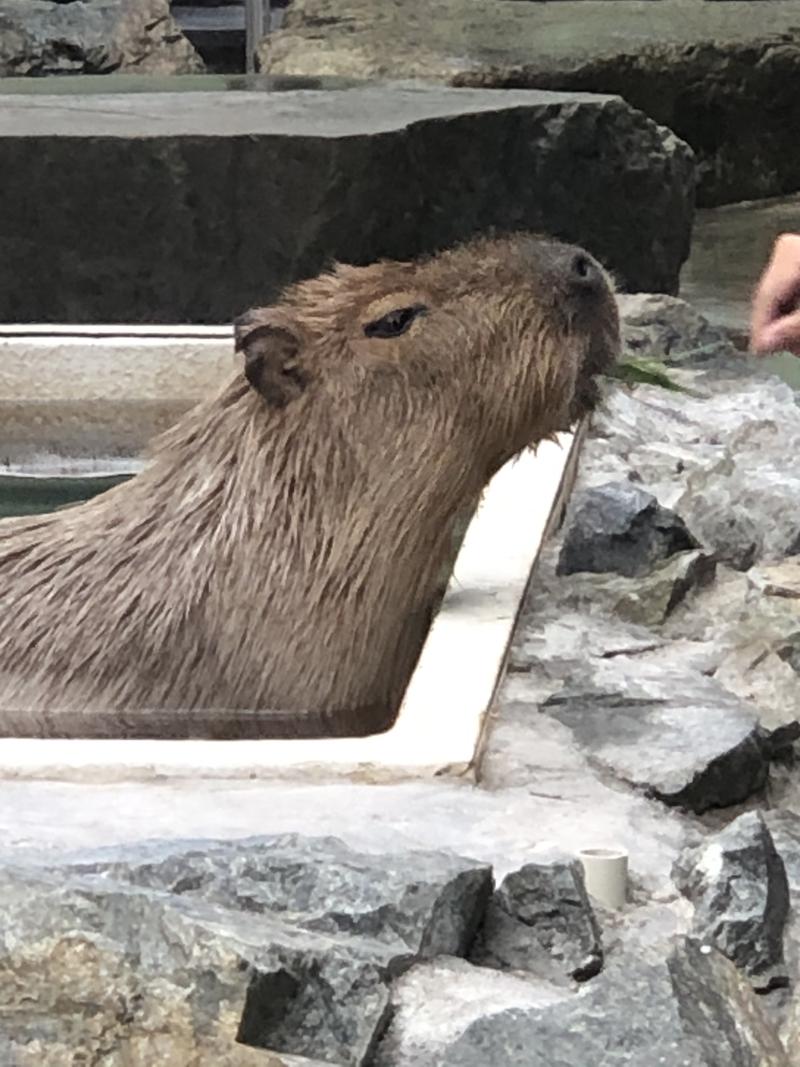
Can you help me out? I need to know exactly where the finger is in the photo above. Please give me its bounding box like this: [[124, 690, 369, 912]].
[[750, 234, 800, 341], [753, 309, 800, 355], [751, 289, 780, 346]]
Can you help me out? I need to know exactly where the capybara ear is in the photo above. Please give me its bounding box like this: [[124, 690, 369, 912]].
[[234, 315, 308, 409]]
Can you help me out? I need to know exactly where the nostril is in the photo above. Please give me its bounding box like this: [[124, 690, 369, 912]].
[[571, 253, 594, 284]]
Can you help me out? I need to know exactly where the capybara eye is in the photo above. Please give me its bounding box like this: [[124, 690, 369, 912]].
[[363, 304, 428, 339]]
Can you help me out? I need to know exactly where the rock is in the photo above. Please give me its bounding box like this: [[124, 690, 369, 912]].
[[0, 835, 492, 1066], [584, 314, 800, 566], [0, 0, 203, 77], [376, 940, 790, 1066], [551, 549, 717, 629], [617, 293, 740, 367], [557, 480, 699, 578], [612, 550, 718, 627], [373, 957, 572, 1067], [749, 559, 800, 601], [763, 812, 800, 1055], [508, 608, 667, 678], [677, 454, 800, 569], [543, 658, 769, 813], [714, 643, 800, 735], [673, 812, 790, 991], [470, 858, 602, 984], [662, 560, 800, 732], [263, 0, 800, 206], [0, 86, 694, 323]]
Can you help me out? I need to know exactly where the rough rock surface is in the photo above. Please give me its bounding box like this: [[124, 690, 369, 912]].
[[674, 812, 790, 991], [470, 858, 602, 984], [557, 480, 699, 578], [542, 658, 768, 813], [0, 835, 492, 1066], [0, 0, 203, 77], [618, 292, 739, 367], [376, 941, 790, 1066], [263, 0, 800, 205], [484, 295, 800, 812], [0, 86, 693, 323]]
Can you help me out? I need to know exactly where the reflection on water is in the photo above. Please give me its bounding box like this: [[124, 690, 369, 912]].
[[0, 473, 133, 519], [680, 193, 800, 390]]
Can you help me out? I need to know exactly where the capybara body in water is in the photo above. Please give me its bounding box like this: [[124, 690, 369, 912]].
[[0, 234, 619, 739]]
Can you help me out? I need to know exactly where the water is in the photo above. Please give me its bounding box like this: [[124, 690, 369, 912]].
[[0, 473, 132, 520]]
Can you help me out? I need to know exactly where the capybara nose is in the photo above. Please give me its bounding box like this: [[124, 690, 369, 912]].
[[565, 250, 605, 299], [523, 237, 607, 301]]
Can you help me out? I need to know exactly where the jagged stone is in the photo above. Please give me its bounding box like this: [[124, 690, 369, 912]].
[[375, 941, 790, 1066], [673, 812, 790, 992], [542, 659, 768, 813], [557, 481, 698, 579], [470, 858, 602, 984], [617, 293, 739, 367], [550, 549, 716, 629], [0, 0, 203, 77], [0, 835, 492, 1066]]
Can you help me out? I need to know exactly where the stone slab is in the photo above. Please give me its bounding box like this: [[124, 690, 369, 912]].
[[0, 85, 693, 322]]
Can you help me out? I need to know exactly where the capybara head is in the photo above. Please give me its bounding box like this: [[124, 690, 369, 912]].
[[234, 233, 618, 475], [0, 233, 619, 741]]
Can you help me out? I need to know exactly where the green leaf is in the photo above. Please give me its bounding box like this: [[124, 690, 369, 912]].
[[606, 357, 687, 393]]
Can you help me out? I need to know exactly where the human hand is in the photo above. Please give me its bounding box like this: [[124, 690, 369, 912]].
[[751, 233, 800, 355]]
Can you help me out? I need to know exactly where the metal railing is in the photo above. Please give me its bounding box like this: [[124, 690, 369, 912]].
[[244, 0, 266, 74]]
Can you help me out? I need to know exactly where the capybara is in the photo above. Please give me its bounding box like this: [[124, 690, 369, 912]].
[[0, 234, 619, 739]]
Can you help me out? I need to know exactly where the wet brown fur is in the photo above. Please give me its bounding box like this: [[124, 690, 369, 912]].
[[0, 234, 619, 738]]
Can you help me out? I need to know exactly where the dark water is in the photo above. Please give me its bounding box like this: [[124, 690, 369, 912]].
[[0, 474, 133, 519]]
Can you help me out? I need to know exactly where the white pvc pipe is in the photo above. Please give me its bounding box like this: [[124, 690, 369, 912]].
[[578, 847, 629, 910]]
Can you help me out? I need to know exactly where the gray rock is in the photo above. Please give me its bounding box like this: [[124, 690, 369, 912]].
[[584, 315, 800, 566], [557, 480, 698, 578], [378, 940, 790, 1066], [0, 86, 693, 323], [617, 292, 740, 367], [543, 659, 768, 813], [765, 810, 800, 895], [612, 550, 718, 627], [763, 811, 800, 1048], [470, 859, 602, 984], [64, 833, 492, 960], [678, 455, 800, 569], [373, 957, 572, 1067], [265, 0, 800, 206], [0, 835, 492, 1066], [0, 0, 203, 77], [673, 812, 790, 991], [549, 549, 716, 629], [508, 607, 667, 678]]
